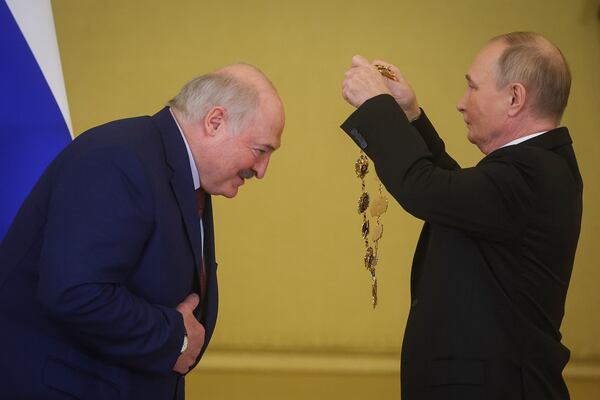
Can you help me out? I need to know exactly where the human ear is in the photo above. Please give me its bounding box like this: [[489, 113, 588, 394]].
[[507, 83, 527, 117], [204, 107, 226, 136]]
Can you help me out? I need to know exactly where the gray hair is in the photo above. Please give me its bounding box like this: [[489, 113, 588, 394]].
[[491, 32, 571, 123], [167, 73, 260, 134]]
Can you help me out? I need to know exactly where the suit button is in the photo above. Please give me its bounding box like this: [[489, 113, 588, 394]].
[[411, 298, 419, 307]]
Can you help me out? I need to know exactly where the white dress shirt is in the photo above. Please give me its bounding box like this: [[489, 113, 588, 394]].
[[500, 131, 548, 148]]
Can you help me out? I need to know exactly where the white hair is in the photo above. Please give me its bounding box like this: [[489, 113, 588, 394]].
[[168, 73, 259, 134]]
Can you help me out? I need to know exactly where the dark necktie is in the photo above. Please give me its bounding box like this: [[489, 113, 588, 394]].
[[195, 188, 207, 301]]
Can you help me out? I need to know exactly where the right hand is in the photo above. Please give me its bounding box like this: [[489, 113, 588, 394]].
[[371, 60, 421, 121], [342, 55, 391, 108], [173, 293, 205, 374]]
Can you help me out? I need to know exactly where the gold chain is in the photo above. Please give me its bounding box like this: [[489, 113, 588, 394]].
[[355, 152, 387, 308], [354, 64, 396, 308]]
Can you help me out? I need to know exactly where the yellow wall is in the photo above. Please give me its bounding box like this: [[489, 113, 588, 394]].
[[52, 0, 600, 398]]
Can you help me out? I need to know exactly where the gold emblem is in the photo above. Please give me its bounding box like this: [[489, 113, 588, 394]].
[[355, 154, 369, 179], [358, 192, 370, 214], [364, 246, 376, 269], [362, 220, 370, 239], [374, 64, 398, 82], [370, 196, 388, 217], [371, 224, 383, 241]]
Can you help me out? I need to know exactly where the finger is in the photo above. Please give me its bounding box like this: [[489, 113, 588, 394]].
[[343, 69, 352, 81], [174, 359, 190, 375], [351, 54, 370, 67], [177, 293, 200, 313]]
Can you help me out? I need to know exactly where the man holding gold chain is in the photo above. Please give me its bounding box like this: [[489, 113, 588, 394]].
[[341, 32, 582, 399]]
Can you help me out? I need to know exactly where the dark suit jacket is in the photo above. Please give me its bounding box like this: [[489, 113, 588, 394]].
[[0, 107, 218, 399], [341, 95, 582, 400]]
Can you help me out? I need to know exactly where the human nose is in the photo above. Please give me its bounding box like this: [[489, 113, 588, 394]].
[[254, 155, 271, 179], [456, 91, 467, 113]]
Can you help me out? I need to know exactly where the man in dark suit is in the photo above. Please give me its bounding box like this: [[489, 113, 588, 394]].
[[341, 32, 582, 399], [0, 63, 284, 399]]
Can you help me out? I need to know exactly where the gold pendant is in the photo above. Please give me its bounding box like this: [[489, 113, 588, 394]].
[[362, 220, 370, 240], [358, 192, 370, 214], [371, 224, 383, 241], [371, 276, 378, 308], [355, 154, 369, 178], [364, 246, 376, 269], [370, 196, 388, 217]]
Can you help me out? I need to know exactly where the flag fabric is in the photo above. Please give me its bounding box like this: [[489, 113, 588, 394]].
[[0, 0, 72, 240]]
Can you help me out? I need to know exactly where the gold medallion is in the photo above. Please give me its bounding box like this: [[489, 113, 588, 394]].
[[371, 224, 383, 241], [370, 196, 388, 217], [358, 192, 370, 214], [355, 154, 369, 178], [362, 220, 370, 239]]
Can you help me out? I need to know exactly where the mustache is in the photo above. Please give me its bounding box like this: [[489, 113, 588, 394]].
[[238, 169, 256, 180]]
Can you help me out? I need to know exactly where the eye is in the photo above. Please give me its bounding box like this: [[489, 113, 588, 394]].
[[253, 148, 267, 155]]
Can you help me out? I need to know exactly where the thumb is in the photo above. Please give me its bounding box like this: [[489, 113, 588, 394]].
[[351, 54, 370, 67], [177, 293, 200, 313]]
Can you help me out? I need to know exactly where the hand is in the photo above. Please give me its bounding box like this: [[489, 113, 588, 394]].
[[173, 293, 205, 374], [342, 55, 391, 108], [371, 59, 421, 121]]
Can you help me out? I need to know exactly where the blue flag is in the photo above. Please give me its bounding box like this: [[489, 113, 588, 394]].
[[0, 0, 72, 240]]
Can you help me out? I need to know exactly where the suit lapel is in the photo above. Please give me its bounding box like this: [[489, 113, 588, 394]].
[[151, 107, 203, 271]]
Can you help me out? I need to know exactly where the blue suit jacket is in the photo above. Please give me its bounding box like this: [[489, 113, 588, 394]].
[[0, 107, 218, 399]]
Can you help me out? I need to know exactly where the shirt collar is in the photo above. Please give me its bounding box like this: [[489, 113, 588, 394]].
[[169, 108, 200, 190], [501, 130, 548, 148]]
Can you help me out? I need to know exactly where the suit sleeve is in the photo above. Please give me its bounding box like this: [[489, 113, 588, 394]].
[[37, 146, 184, 374], [411, 109, 460, 170], [341, 94, 533, 242]]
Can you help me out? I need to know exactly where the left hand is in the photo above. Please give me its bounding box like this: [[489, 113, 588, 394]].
[[173, 293, 205, 375], [342, 55, 391, 108], [371, 59, 420, 121]]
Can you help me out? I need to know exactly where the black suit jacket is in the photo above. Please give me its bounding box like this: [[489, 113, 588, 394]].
[[0, 107, 218, 399], [342, 95, 582, 400]]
